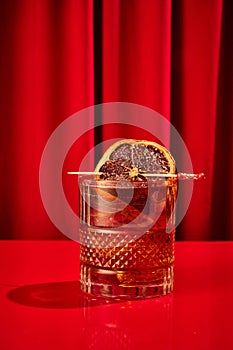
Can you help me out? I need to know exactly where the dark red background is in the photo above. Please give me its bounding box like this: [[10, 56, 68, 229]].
[[0, 0, 232, 240]]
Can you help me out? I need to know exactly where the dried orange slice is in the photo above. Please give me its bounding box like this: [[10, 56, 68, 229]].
[[95, 139, 176, 180]]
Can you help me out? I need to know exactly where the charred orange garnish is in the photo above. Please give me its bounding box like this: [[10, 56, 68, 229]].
[[95, 139, 176, 180]]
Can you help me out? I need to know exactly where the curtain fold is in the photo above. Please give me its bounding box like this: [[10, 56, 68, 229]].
[[0, 0, 232, 240], [171, 0, 224, 240], [0, 0, 94, 238], [102, 0, 172, 146]]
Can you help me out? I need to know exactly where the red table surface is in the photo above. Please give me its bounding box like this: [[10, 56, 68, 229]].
[[0, 240, 233, 350]]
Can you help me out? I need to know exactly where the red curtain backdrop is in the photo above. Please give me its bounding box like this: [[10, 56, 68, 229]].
[[0, 0, 233, 240]]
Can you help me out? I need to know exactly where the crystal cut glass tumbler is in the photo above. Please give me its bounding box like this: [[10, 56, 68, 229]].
[[79, 175, 177, 299]]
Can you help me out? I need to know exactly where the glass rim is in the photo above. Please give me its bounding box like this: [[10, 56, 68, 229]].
[[68, 171, 205, 181]]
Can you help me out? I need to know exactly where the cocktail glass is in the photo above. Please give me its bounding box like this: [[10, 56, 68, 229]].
[[79, 175, 177, 299]]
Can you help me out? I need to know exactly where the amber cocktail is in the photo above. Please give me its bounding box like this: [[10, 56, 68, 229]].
[[79, 175, 177, 299]]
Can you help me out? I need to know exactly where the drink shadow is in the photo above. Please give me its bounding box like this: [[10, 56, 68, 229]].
[[7, 281, 174, 349], [7, 280, 122, 309]]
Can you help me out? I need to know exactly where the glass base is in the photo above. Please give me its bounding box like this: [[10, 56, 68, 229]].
[[80, 264, 173, 299]]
